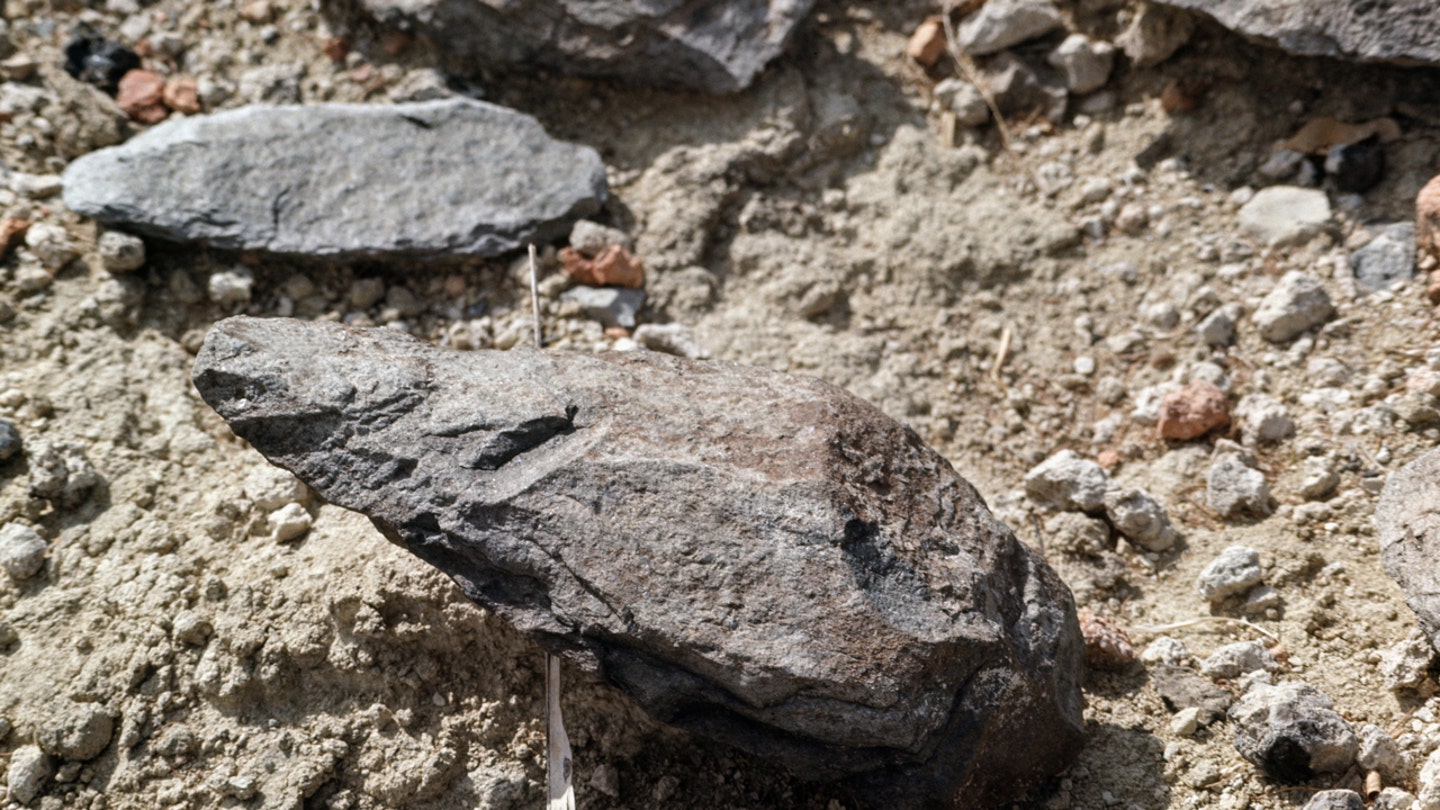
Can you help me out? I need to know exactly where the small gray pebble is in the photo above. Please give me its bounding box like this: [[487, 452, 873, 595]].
[[97, 230, 146, 273], [0, 522, 46, 580], [6, 745, 52, 804], [1197, 545, 1263, 602], [1302, 789, 1364, 810]]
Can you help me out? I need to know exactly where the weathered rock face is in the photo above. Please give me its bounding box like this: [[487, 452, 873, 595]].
[[192, 316, 1086, 807], [336, 0, 816, 94], [62, 99, 606, 260], [1378, 447, 1440, 651], [1155, 0, 1440, 66]]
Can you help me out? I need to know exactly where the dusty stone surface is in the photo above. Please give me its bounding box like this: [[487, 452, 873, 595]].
[[1252, 271, 1335, 343], [1024, 449, 1112, 512], [0, 521, 44, 580], [35, 701, 114, 761], [1238, 186, 1332, 247], [191, 316, 1086, 806], [1228, 680, 1358, 783], [341, 0, 817, 94], [62, 99, 607, 259], [1378, 448, 1440, 651], [1156, 0, 1440, 66], [955, 0, 1064, 57]]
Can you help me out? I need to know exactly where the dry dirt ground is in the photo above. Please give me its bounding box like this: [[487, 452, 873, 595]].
[[3, 0, 1440, 808]]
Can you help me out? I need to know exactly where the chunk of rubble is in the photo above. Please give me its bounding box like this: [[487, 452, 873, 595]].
[[191, 316, 1086, 807]]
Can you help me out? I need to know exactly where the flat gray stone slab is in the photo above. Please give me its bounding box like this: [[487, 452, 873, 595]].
[[62, 99, 606, 260], [191, 316, 1086, 807], [1157, 0, 1440, 66], [350, 0, 815, 93], [1378, 448, 1440, 651]]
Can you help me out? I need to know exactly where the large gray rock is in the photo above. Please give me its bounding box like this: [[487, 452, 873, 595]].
[[62, 100, 606, 260], [1229, 680, 1357, 782], [1378, 448, 1440, 651], [955, 0, 1064, 57], [343, 0, 815, 94], [192, 316, 1086, 807], [1155, 0, 1440, 66]]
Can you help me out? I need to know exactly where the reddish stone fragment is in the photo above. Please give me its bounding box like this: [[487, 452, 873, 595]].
[[162, 77, 201, 114], [1418, 175, 1440, 267], [323, 36, 351, 63], [907, 17, 947, 68], [561, 244, 644, 288], [1428, 272, 1440, 307], [239, 0, 273, 22], [0, 218, 30, 259], [1078, 609, 1135, 671], [116, 69, 168, 124], [1157, 380, 1230, 440]]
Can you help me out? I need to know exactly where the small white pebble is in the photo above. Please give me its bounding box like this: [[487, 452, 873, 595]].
[[1170, 707, 1201, 736], [269, 503, 312, 543]]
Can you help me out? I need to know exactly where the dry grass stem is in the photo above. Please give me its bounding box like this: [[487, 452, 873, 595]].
[[1129, 616, 1280, 643]]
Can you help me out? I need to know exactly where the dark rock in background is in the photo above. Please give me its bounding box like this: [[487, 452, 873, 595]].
[[62, 99, 606, 260], [335, 0, 816, 94], [1156, 0, 1440, 66], [62, 24, 140, 93], [192, 316, 1086, 807]]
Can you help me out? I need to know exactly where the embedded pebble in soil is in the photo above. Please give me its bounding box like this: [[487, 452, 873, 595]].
[[1198, 641, 1280, 680], [1229, 680, 1358, 783], [1207, 444, 1273, 518], [1024, 450, 1112, 513], [1198, 545, 1265, 603], [0, 522, 45, 579], [1252, 271, 1335, 343]]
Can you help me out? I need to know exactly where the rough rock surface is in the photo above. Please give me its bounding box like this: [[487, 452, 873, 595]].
[[955, 0, 1064, 57], [62, 99, 607, 259], [1377, 448, 1440, 651], [1252, 271, 1335, 343], [191, 316, 1086, 807], [343, 0, 816, 94], [1155, 0, 1440, 66], [1228, 680, 1358, 782]]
